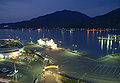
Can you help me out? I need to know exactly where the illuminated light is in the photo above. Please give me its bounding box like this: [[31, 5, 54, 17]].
[[4, 25, 9, 28], [98, 40, 100, 47], [0, 39, 15, 41], [10, 51, 20, 59], [19, 53, 22, 55], [107, 39, 109, 50], [115, 48, 117, 50], [44, 65, 58, 71], [28, 28, 32, 30], [0, 78, 10, 83], [92, 30, 94, 40], [46, 39, 57, 49], [87, 30, 89, 41], [119, 41, 120, 46], [69, 29, 74, 36], [110, 40, 112, 49], [87, 29, 104, 32], [37, 39, 58, 49], [37, 39, 46, 46], [19, 49, 24, 52], [101, 39, 103, 50], [37, 29, 42, 31], [0, 54, 4, 59]]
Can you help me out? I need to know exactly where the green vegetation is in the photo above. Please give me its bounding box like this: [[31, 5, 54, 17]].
[[98, 54, 120, 64], [0, 40, 22, 48]]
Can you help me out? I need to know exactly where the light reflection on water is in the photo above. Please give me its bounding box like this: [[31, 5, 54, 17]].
[[0, 28, 120, 58]]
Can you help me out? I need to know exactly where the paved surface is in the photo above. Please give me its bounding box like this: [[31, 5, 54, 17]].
[[24, 45, 120, 83], [41, 69, 62, 83]]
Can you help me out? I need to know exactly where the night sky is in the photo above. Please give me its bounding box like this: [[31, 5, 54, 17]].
[[0, 0, 120, 23]]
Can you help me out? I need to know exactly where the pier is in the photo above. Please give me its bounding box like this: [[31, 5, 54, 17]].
[[97, 34, 120, 41]]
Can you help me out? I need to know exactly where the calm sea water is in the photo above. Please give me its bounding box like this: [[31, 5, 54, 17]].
[[0, 28, 120, 58]]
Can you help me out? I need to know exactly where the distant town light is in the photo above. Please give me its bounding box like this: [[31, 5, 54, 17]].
[[4, 25, 9, 28]]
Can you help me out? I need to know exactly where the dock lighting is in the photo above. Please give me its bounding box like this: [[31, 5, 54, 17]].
[[37, 39, 58, 49], [46, 39, 57, 49], [37, 39, 45, 46]]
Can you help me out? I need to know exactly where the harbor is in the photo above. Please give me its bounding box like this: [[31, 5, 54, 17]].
[[0, 28, 120, 83]]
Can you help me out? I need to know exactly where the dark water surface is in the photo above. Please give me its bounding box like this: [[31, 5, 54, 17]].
[[0, 28, 120, 58]]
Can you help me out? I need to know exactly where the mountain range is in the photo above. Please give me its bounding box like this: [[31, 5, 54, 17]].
[[0, 8, 120, 29]]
